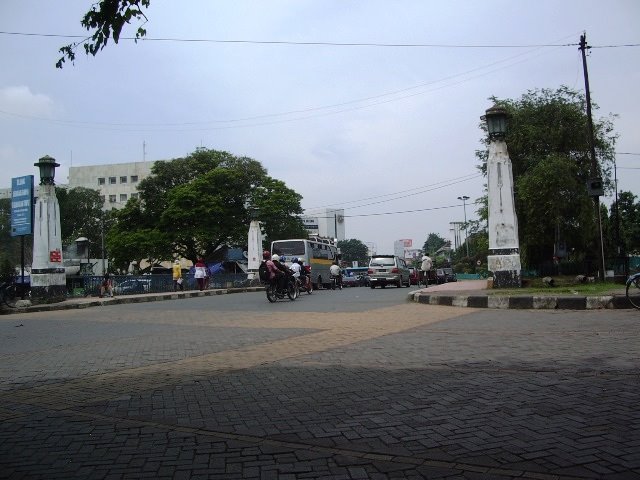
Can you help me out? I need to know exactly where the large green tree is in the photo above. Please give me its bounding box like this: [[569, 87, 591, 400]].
[[610, 191, 640, 255], [476, 86, 617, 268], [106, 148, 306, 267], [422, 233, 446, 255], [57, 187, 105, 257], [337, 239, 369, 267]]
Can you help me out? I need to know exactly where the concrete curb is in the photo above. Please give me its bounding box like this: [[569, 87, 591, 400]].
[[408, 290, 637, 310], [0, 286, 265, 315]]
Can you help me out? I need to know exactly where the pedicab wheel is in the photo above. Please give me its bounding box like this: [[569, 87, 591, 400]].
[[1, 283, 19, 308], [627, 276, 640, 310]]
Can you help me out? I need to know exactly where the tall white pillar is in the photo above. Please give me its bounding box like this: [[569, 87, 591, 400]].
[[31, 156, 67, 303], [486, 139, 521, 287], [247, 219, 263, 280]]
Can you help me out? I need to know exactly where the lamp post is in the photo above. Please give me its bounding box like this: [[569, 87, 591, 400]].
[[30, 155, 66, 304], [482, 105, 522, 288], [457, 195, 470, 257], [75, 237, 90, 274]]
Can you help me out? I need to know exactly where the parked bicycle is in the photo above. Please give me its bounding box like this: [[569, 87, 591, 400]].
[[0, 279, 28, 308], [627, 272, 640, 310]]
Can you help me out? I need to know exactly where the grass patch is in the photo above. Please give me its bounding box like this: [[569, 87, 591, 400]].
[[487, 276, 623, 296]]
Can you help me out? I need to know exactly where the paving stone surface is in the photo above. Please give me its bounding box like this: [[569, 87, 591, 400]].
[[1, 300, 639, 479]]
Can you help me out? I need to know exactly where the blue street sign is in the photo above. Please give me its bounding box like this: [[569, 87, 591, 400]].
[[11, 175, 34, 236]]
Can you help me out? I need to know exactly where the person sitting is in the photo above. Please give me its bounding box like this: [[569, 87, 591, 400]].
[[99, 273, 114, 298], [297, 258, 311, 290]]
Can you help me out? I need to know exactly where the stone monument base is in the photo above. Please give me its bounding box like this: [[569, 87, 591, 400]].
[[30, 270, 67, 304], [488, 254, 522, 288]]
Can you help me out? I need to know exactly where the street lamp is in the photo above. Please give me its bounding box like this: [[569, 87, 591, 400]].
[[457, 195, 470, 257], [482, 105, 508, 139], [34, 155, 60, 185], [75, 236, 90, 274]]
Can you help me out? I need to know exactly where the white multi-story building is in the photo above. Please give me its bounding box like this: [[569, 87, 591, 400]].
[[67, 161, 156, 209]]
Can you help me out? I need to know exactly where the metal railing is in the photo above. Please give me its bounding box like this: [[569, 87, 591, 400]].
[[66, 273, 251, 297]]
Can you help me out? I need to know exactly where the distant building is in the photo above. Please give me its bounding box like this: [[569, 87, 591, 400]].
[[391, 239, 422, 262], [68, 161, 155, 209], [301, 208, 345, 241]]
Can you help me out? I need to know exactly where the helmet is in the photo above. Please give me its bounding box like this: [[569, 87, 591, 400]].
[[262, 250, 271, 259], [272, 254, 280, 262], [292, 257, 298, 263]]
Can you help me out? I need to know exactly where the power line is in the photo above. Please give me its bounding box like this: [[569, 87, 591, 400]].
[[0, 40, 571, 131], [0, 30, 581, 48], [305, 174, 481, 213], [312, 203, 463, 219], [3, 30, 637, 49]]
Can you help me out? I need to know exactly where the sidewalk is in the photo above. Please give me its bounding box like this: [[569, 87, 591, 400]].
[[1, 285, 264, 315], [409, 279, 635, 310]]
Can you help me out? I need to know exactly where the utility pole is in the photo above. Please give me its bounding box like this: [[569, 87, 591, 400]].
[[579, 32, 606, 281]]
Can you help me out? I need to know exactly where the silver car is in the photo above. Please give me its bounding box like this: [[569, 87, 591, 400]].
[[367, 255, 411, 288]]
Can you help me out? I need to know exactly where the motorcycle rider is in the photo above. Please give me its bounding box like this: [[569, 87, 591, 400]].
[[271, 254, 291, 292], [329, 261, 342, 289], [297, 258, 311, 291]]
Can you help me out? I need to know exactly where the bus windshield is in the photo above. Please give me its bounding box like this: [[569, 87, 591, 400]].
[[272, 240, 305, 256]]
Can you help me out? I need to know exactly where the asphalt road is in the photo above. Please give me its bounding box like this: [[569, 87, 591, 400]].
[[1, 288, 639, 479]]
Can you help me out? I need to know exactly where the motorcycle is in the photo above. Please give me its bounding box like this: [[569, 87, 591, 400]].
[[296, 275, 313, 294], [330, 274, 342, 290], [266, 274, 298, 303]]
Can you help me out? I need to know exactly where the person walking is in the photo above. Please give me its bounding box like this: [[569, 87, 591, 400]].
[[194, 257, 207, 291], [172, 259, 183, 291], [420, 254, 433, 287]]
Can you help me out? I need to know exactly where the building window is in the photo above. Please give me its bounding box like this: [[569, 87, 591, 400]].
[[99, 195, 105, 203], [98, 177, 105, 185], [120, 194, 127, 202], [109, 195, 116, 203], [130, 192, 139, 199], [131, 175, 139, 182], [120, 176, 127, 183], [109, 177, 117, 185]]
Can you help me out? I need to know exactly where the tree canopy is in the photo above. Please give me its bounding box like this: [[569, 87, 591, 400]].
[[57, 0, 150, 68], [337, 239, 369, 267], [56, 186, 105, 256], [422, 233, 446, 256], [105, 148, 306, 269], [476, 86, 617, 268]]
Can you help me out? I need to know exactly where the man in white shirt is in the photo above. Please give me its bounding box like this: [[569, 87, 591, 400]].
[[420, 254, 433, 287], [329, 262, 342, 288], [290, 258, 301, 278]]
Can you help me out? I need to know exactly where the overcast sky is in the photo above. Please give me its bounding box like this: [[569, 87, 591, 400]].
[[1, 0, 639, 254]]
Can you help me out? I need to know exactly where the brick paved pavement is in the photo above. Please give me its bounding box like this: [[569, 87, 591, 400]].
[[1, 298, 639, 479]]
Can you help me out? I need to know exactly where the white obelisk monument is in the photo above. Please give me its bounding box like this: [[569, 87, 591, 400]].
[[31, 155, 67, 303], [483, 106, 522, 288]]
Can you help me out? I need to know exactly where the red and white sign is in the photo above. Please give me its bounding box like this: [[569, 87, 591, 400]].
[[49, 249, 62, 262]]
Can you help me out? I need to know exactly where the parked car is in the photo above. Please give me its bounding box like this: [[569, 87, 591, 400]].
[[368, 255, 411, 288], [114, 278, 151, 295], [435, 268, 457, 284], [341, 270, 359, 287], [442, 267, 457, 282], [408, 267, 420, 285]]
